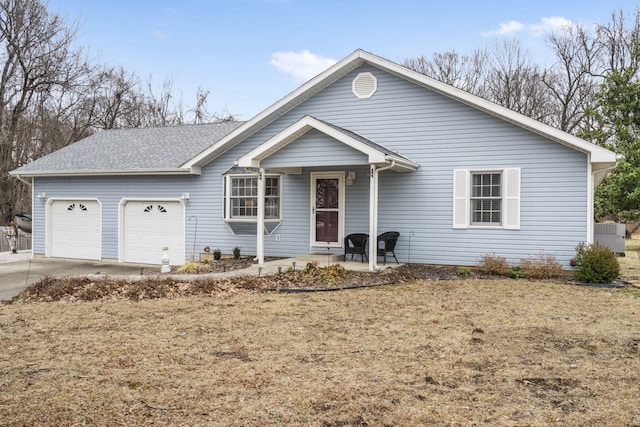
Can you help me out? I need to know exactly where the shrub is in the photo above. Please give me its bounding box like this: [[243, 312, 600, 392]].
[[520, 252, 563, 279], [233, 246, 241, 260], [178, 262, 200, 274], [478, 253, 509, 276], [457, 267, 471, 276], [507, 265, 526, 279], [573, 242, 619, 284], [302, 261, 348, 284], [213, 248, 222, 261]]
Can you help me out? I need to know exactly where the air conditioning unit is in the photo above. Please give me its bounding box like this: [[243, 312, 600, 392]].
[[594, 223, 625, 256]]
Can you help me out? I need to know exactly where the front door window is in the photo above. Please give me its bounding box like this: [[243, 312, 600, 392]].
[[311, 173, 344, 247]]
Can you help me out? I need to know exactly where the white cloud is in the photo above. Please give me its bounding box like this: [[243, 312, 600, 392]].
[[269, 50, 338, 83], [482, 20, 525, 37], [529, 16, 573, 36], [483, 16, 574, 38]]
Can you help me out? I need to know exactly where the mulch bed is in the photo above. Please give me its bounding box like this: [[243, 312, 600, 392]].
[[13, 260, 614, 304], [15, 264, 494, 303]]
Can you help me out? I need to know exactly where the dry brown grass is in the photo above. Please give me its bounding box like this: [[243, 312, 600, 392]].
[[1, 242, 639, 426]]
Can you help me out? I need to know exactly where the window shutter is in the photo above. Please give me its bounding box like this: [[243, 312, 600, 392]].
[[453, 169, 470, 229], [504, 168, 520, 230]]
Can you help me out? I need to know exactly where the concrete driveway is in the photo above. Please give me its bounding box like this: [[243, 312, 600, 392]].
[[0, 251, 150, 301]]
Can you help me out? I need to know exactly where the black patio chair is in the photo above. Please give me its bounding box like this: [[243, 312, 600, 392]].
[[344, 233, 368, 262], [377, 231, 400, 265]]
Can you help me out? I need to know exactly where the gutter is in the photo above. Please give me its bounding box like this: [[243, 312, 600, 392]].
[[12, 173, 32, 186], [8, 167, 202, 178]]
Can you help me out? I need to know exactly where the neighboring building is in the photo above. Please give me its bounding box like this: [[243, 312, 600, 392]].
[[10, 49, 618, 270]]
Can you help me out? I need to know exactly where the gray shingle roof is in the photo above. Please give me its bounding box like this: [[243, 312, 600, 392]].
[[12, 121, 244, 175]]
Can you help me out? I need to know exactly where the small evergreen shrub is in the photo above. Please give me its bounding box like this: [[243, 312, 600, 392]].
[[233, 246, 241, 260], [507, 265, 526, 279], [213, 248, 222, 261], [520, 252, 563, 279], [573, 242, 620, 284], [478, 253, 509, 276], [457, 267, 471, 276]]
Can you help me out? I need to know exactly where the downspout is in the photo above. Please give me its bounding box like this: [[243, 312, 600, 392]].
[[368, 161, 395, 271], [587, 158, 594, 244]]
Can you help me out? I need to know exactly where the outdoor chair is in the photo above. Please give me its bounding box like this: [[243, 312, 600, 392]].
[[377, 231, 400, 265], [344, 233, 368, 262]]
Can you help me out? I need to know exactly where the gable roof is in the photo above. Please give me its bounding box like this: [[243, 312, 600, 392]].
[[10, 121, 244, 177], [12, 49, 617, 180], [183, 49, 617, 175], [237, 115, 418, 172]]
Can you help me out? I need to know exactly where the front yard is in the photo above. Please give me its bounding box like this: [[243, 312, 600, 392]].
[[1, 244, 639, 426]]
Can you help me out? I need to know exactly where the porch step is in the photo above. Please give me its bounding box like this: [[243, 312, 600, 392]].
[[296, 253, 344, 263]]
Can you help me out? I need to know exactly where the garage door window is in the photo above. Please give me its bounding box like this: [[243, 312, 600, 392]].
[[144, 204, 167, 213], [68, 203, 88, 211]]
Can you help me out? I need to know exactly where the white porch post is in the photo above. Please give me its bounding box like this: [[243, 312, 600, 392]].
[[368, 164, 378, 271], [257, 167, 265, 264]]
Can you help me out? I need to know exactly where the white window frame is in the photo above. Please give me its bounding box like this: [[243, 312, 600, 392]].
[[470, 171, 503, 226], [223, 173, 282, 222], [453, 168, 520, 230]]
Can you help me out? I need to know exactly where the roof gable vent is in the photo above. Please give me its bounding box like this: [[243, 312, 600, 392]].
[[352, 72, 377, 99]]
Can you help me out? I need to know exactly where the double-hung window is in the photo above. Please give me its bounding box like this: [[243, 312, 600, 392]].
[[224, 174, 281, 221], [471, 172, 502, 226]]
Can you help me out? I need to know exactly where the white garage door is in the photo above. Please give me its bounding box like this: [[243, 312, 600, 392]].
[[50, 200, 101, 260], [122, 201, 185, 265]]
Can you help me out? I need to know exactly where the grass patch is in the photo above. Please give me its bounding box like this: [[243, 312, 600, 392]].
[[1, 240, 639, 425], [1, 278, 639, 425]]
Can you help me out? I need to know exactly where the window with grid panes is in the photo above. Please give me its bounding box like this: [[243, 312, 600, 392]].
[[470, 172, 501, 225], [227, 175, 280, 220]]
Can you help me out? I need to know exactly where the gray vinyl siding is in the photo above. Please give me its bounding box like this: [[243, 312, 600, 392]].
[[33, 63, 590, 267], [206, 63, 589, 266], [32, 175, 198, 260], [261, 129, 369, 168]]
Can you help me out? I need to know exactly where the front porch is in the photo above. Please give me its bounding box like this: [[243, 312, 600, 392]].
[[235, 115, 419, 271]]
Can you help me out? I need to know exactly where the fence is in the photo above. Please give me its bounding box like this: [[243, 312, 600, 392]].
[[0, 226, 32, 252]]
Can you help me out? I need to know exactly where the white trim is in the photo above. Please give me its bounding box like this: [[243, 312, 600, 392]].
[[257, 168, 266, 264], [369, 165, 377, 271], [503, 168, 521, 230], [368, 162, 396, 271], [310, 172, 345, 248], [587, 156, 594, 244], [452, 170, 470, 229], [222, 172, 282, 221], [453, 168, 520, 230], [11, 167, 201, 178], [236, 115, 417, 170], [181, 49, 615, 172], [352, 72, 378, 99]]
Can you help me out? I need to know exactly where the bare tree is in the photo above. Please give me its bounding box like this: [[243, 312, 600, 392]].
[[543, 25, 602, 133], [483, 39, 554, 123], [404, 49, 488, 95], [595, 8, 640, 76], [0, 0, 87, 223]]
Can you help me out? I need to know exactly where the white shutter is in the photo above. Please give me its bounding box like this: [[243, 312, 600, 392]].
[[504, 168, 521, 230], [453, 169, 470, 229]]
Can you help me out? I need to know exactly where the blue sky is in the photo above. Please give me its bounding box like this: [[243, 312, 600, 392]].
[[48, 0, 639, 120]]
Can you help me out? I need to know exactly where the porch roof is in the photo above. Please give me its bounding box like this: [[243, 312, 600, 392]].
[[235, 115, 419, 172]]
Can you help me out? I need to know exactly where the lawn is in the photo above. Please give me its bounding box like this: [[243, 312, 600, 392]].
[[1, 246, 639, 426]]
